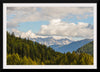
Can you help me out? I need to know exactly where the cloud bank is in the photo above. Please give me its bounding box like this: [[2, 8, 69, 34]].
[[38, 19, 93, 39], [7, 7, 93, 28]]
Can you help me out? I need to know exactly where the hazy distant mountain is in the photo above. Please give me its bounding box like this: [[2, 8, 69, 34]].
[[30, 37, 73, 46], [50, 39, 93, 53]]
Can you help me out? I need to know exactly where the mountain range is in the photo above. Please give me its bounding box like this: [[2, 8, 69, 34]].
[[30, 37, 73, 46], [50, 39, 93, 53], [30, 37, 93, 53]]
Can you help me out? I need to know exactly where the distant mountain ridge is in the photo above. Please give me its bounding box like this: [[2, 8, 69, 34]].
[[30, 37, 73, 46], [50, 39, 93, 53]]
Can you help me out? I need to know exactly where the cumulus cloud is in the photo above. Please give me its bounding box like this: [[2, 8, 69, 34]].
[[38, 19, 93, 39], [7, 7, 93, 29]]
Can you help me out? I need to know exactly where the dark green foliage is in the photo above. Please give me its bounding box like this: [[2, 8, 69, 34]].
[[76, 41, 93, 55], [7, 32, 93, 65]]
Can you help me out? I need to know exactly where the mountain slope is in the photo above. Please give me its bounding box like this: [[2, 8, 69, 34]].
[[76, 41, 93, 55], [50, 39, 93, 53]]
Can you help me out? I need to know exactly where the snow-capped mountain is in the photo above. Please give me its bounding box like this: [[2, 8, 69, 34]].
[[30, 37, 73, 46]]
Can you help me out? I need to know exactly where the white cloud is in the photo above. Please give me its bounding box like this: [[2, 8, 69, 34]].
[[38, 19, 93, 39], [41, 7, 93, 19], [7, 7, 93, 28], [7, 7, 40, 28]]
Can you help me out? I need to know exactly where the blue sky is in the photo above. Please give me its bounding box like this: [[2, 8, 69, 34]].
[[16, 21, 49, 33], [7, 7, 94, 41]]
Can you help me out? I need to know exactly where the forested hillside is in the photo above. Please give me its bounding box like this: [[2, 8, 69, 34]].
[[7, 32, 93, 65], [76, 41, 93, 55]]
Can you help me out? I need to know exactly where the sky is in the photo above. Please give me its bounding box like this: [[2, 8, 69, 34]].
[[7, 7, 94, 41]]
